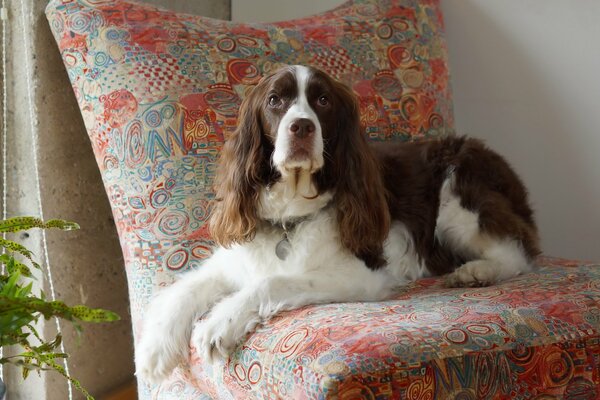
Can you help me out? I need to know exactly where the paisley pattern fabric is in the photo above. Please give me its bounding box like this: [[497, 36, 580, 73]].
[[45, 0, 600, 399], [171, 258, 600, 400], [45, 0, 452, 352]]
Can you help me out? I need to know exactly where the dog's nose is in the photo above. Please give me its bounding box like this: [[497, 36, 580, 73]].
[[289, 118, 315, 139]]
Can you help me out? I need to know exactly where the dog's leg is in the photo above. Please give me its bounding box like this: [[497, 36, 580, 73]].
[[193, 260, 393, 362], [436, 177, 535, 287], [444, 242, 531, 287], [135, 249, 239, 383]]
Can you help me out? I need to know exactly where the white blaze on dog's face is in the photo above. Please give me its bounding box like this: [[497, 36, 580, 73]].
[[267, 66, 328, 176], [238, 65, 354, 220]]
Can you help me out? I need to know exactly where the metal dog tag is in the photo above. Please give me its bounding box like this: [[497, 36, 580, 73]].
[[275, 236, 291, 260]]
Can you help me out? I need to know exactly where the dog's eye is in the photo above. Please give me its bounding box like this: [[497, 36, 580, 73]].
[[318, 95, 329, 107], [268, 95, 281, 107]]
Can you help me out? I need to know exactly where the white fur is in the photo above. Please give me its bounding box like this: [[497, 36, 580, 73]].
[[135, 252, 237, 382], [258, 178, 333, 221], [272, 66, 324, 174], [385, 222, 430, 283], [435, 177, 483, 256], [137, 182, 532, 382], [436, 177, 532, 287], [135, 73, 531, 385], [136, 203, 407, 383]]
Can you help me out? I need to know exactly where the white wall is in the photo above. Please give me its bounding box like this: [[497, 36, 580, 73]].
[[441, 1, 600, 260], [232, 0, 600, 261]]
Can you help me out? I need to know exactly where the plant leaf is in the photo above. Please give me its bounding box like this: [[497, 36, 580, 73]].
[[0, 216, 105, 400], [4, 256, 33, 278], [68, 305, 120, 322], [43, 219, 80, 231], [0, 296, 120, 324], [0, 217, 80, 233], [45, 358, 93, 400], [0, 238, 40, 269]]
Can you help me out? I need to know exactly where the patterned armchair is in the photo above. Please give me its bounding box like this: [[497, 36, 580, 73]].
[[46, 0, 600, 398]]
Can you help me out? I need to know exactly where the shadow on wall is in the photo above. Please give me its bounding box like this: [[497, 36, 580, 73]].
[[442, 0, 600, 260]]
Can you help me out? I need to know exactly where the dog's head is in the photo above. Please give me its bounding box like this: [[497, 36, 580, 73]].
[[210, 65, 390, 268]]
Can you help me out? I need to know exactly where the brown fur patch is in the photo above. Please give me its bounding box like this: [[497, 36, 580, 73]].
[[372, 136, 539, 273], [210, 65, 538, 273]]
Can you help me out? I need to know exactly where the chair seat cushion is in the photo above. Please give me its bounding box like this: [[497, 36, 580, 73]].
[[152, 257, 600, 399]]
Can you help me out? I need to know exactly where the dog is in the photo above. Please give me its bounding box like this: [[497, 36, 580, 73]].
[[136, 65, 539, 383]]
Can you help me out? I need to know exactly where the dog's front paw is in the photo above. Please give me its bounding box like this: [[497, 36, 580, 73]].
[[191, 298, 261, 363], [191, 316, 237, 364], [135, 333, 185, 384]]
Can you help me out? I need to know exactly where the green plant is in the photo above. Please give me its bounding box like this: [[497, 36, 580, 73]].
[[0, 217, 119, 399]]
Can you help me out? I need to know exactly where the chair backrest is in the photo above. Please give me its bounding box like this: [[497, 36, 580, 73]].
[[46, 0, 454, 341]]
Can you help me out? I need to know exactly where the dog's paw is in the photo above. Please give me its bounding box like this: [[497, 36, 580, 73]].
[[191, 317, 237, 364], [135, 334, 185, 384], [445, 260, 500, 288], [191, 298, 261, 363]]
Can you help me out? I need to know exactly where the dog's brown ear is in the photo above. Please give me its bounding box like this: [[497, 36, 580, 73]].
[[209, 85, 268, 247], [328, 81, 390, 269]]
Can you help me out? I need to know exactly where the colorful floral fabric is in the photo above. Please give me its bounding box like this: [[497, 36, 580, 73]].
[[45, 0, 600, 399]]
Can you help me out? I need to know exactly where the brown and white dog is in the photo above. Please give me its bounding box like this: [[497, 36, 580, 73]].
[[136, 65, 539, 383]]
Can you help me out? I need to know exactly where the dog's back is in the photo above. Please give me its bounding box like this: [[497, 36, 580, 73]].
[[372, 136, 540, 284]]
